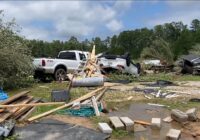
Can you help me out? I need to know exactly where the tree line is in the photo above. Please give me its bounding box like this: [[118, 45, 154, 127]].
[[28, 19, 200, 61]]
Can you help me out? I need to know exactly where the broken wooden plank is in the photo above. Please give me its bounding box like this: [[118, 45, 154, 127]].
[[96, 88, 108, 101], [81, 87, 108, 104], [28, 87, 105, 122], [91, 96, 100, 116], [0, 102, 65, 108], [0, 96, 33, 123], [134, 120, 151, 125], [109, 116, 124, 129], [0, 91, 30, 105], [13, 98, 40, 119], [18, 106, 36, 121]]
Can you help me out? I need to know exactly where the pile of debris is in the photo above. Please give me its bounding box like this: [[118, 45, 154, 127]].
[[0, 91, 41, 123], [142, 59, 174, 73], [27, 87, 107, 122], [70, 45, 105, 87], [57, 88, 108, 117]]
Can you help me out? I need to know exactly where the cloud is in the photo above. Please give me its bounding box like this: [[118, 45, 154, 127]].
[[106, 19, 123, 32], [114, 0, 133, 10], [148, 1, 200, 27], [0, 1, 132, 41]]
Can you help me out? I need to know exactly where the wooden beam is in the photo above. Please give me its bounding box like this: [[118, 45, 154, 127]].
[[18, 106, 36, 121], [0, 91, 30, 105], [0, 96, 33, 123], [0, 102, 65, 108], [18, 107, 36, 121], [81, 87, 108, 104], [13, 98, 40, 119], [96, 87, 108, 101], [28, 87, 105, 122], [134, 120, 151, 125], [91, 96, 100, 116]]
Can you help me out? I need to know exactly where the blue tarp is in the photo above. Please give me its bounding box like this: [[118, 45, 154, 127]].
[[0, 88, 8, 101]]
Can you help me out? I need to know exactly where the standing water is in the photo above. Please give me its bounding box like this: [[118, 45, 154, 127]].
[[109, 103, 182, 140]]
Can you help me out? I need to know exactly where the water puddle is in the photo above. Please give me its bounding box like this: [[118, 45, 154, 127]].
[[109, 103, 182, 140]]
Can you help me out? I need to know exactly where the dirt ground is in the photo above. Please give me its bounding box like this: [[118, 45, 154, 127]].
[[47, 114, 96, 130]]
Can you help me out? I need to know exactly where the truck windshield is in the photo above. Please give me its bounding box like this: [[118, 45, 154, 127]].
[[58, 52, 76, 60]]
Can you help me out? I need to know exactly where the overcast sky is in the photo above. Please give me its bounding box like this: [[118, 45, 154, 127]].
[[0, 0, 200, 41]]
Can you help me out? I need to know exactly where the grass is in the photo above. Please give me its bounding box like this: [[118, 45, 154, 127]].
[[5, 73, 200, 115], [108, 72, 200, 83], [6, 81, 90, 115], [111, 130, 130, 139]]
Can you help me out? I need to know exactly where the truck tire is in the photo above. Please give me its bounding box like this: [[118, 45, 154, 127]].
[[54, 68, 67, 81]]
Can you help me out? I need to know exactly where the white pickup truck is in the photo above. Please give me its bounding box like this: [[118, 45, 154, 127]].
[[33, 50, 89, 81], [33, 50, 140, 81]]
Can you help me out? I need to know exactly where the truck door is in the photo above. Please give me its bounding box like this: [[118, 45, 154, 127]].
[[58, 52, 79, 71]]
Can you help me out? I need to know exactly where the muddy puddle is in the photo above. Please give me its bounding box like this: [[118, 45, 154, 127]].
[[109, 103, 182, 140]]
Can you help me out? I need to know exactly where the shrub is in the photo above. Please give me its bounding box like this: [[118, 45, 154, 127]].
[[0, 11, 33, 89]]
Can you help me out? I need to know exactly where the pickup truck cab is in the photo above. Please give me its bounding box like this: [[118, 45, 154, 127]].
[[33, 50, 89, 81]]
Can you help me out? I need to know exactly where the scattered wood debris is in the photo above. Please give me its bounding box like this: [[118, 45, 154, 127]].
[[0, 91, 41, 123], [28, 87, 105, 122]]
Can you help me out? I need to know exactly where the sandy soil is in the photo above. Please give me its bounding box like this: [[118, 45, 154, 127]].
[[47, 114, 96, 130]]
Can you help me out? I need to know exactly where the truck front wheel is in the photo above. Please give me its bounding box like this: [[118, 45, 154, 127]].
[[54, 68, 67, 81]]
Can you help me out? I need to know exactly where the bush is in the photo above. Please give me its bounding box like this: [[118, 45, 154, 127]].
[[189, 44, 200, 55], [0, 11, 33, 89], [140, 38, 174, 65]]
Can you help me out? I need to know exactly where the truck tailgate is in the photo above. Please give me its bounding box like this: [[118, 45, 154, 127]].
[[33, 58, 43, 68]]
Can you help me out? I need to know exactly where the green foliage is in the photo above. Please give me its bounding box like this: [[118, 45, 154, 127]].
[[140, 38, 174, 65], [189, 44, 200, 55], [27, 18, 200, 62], [0, 11, 33, 89]]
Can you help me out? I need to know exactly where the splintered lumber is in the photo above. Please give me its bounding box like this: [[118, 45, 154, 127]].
[[28, 87, 105, 122], [134, 120, 151, 125], [0, 102, 65, 108], [18, 107, 36, 121], [0, 96, 33, 123], [13, 98, 40, 119], [96, 87, 108, 101], [82, 87, 108, 104], [0, 91, 30, 105], [91, 96, 100, 116]]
